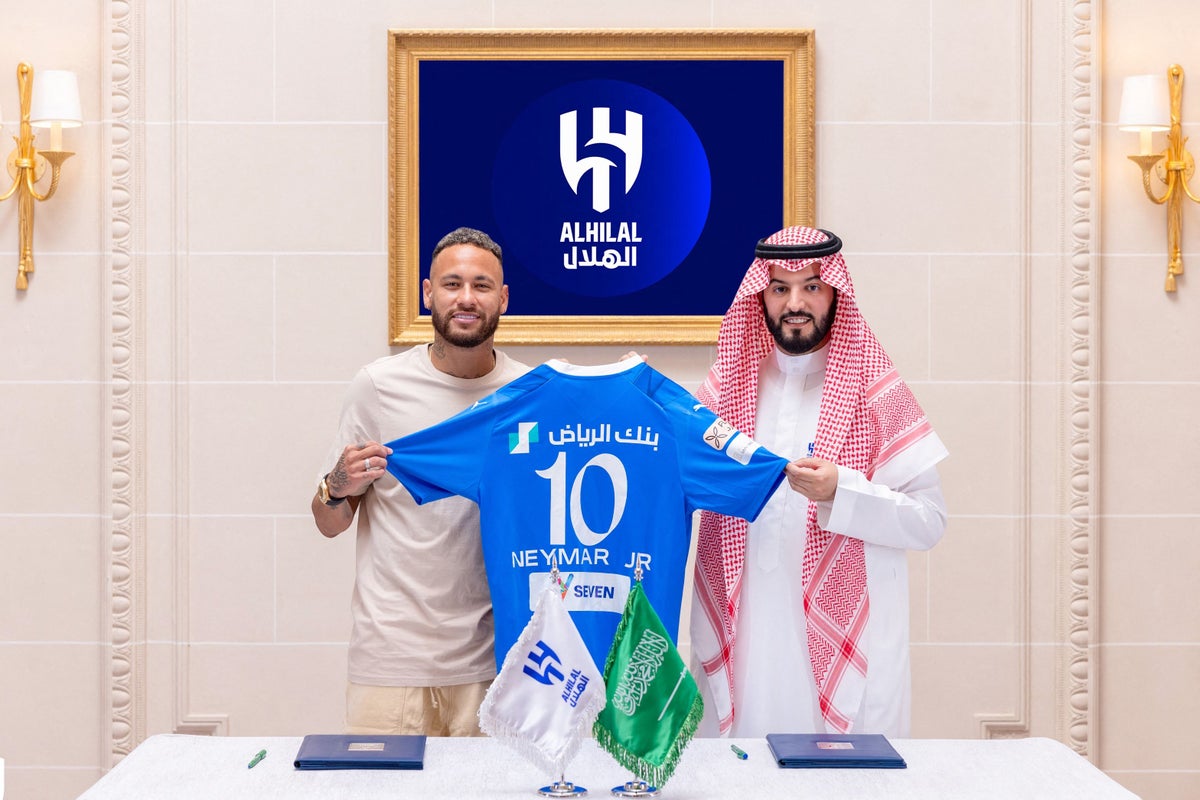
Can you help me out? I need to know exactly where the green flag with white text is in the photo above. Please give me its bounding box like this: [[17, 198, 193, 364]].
[[593, 581, 703, 787]]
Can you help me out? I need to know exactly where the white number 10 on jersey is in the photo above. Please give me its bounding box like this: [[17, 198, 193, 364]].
[[535, 452, 629, 546]]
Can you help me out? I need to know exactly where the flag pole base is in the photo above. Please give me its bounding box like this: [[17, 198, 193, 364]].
[[539, 780, 588, 797], [610, 779, 660, 797]]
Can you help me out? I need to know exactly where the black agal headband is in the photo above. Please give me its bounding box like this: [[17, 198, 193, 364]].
[[754, 229, 842, 260]]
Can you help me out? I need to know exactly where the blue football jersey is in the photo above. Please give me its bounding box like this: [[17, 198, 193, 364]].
[[384, 358, 788, 669]]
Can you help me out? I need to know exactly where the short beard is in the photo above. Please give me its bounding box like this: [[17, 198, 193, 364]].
[[430, 304, 500, 349], [763, 293, 837, 355]]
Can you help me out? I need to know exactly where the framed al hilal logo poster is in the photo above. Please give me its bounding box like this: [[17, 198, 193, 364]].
[[388, 30, 814, 345]]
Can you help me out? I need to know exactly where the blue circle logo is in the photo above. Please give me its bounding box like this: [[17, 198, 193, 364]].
[[492, 79, 711, 298]]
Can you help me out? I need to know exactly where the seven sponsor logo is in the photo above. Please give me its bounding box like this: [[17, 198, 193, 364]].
[[527, 571, 629, 614]]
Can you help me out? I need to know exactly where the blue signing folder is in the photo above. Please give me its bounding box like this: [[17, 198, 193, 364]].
[[765, 733, 906, 769], [293, 734, 426, 770]]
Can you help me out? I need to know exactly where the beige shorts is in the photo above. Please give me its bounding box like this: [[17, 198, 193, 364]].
[[345, 679, 492, 737]]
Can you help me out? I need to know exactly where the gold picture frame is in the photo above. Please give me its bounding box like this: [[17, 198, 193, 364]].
[[388, 29, 814, 345]]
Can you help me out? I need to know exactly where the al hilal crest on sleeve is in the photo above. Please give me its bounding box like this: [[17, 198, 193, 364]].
[[478, 577, 607, 778], [593, 581, 703, 788]]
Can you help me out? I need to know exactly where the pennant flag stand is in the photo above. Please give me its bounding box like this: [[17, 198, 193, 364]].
[[539, 778, 587, 798], [479, 559, 606, 799], [611, 778, 660, 799], [593, 566, 703, 798]]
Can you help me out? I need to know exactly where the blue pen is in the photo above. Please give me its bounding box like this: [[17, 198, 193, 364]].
[[730, 744, 749, 760]]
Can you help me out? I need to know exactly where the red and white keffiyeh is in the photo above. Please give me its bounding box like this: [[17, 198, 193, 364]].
[[693, 226, 938, 734]]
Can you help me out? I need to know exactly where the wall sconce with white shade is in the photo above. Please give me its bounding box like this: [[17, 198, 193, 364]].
[[1119, 65, 1199, 293], [0, 62, 81, 291]]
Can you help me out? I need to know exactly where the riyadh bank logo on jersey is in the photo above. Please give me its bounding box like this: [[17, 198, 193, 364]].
[[508, 422, 539, 455], [492, 79, 711, 299]]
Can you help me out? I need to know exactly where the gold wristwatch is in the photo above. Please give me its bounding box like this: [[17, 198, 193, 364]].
[[317, 474, 347, 507]]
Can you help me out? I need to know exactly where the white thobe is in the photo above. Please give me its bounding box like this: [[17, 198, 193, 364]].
[[726, 346, 947, 738]]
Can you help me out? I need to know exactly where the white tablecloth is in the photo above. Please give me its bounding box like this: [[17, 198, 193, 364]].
[[78, 733, 1139, 799]]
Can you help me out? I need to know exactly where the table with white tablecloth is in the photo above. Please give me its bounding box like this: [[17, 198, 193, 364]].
[[78, 733, 1139, 799]]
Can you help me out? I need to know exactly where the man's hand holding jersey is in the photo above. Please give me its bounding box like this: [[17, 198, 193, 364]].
[[329, 440, 394, 498], [785, 458, 838, 502]]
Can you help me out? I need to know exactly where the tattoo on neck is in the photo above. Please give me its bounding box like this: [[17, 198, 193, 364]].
[[431, 340, 446, 360]]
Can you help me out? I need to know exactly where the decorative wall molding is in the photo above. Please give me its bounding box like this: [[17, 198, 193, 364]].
[[1067, 0, 1098, 758], [977, 0, 1034, 740], [161, 0, 227, 739], [992, 3, 1035, 741], [108, 0, 147, 764]]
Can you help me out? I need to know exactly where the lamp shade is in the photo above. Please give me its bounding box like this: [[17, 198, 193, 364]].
[[29, 70, 82, 128], [1118, 74, 1169, 131]]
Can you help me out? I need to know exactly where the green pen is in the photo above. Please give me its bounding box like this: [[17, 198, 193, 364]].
[[247, 749, 267, 769], [730, 744, 749, 760]]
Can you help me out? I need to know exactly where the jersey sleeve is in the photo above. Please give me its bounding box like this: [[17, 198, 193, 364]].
[[662, 382, 789, 521], [383, 397, 498, 505]]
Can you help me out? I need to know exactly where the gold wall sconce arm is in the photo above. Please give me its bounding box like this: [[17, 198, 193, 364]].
[[1120, 65, 1200, 292], [0, 62, 80, 291]]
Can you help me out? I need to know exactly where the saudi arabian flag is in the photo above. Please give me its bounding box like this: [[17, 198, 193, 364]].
[[593, 581, 703, 788]]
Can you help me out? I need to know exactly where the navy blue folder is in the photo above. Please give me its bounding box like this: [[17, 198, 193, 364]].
[[765, 733, 906, 769], [293, 734, 426, 770]]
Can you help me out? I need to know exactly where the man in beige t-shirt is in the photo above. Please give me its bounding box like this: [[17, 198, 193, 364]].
[[312, 227, 528, 736]]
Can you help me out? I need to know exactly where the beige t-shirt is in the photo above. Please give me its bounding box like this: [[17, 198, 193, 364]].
[[322, 345, 528, 686]]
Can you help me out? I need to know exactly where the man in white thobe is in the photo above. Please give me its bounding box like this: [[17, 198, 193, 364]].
[[690, 226, 948, 738]]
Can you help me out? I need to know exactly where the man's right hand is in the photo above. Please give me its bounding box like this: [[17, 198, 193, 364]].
[[328, 440, 394, 499]]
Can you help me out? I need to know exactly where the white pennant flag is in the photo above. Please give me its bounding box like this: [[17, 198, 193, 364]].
[[478, 578, 607, 777]]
